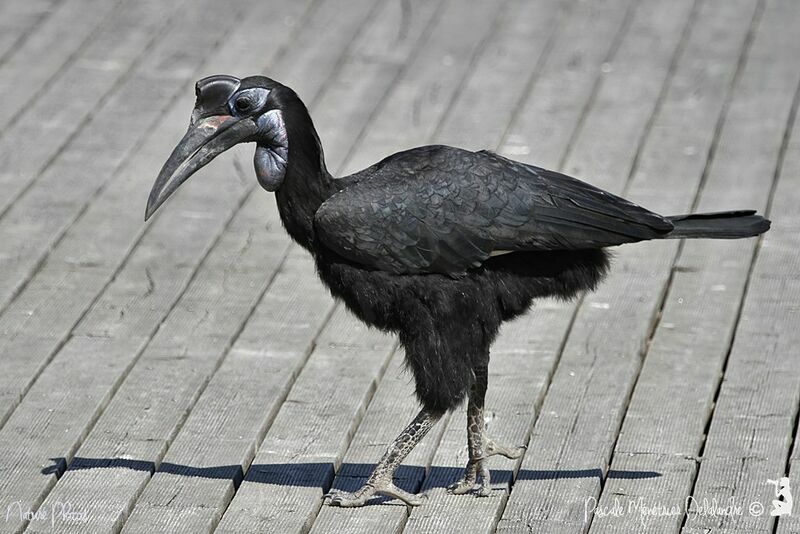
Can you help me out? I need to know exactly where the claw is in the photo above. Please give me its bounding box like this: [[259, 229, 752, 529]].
[[327, 489, 370, 508], [381, 483, 426, 506], [476, 481, 492, 497], [447, 479, 475, 495], [326, 482, 425, 508]]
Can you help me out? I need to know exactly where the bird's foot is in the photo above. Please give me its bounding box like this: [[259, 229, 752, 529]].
[[447, 439, 526, 497], [447, 461, 486, 496], [326, 481, 426, 508], [447, 456, 494, 497]]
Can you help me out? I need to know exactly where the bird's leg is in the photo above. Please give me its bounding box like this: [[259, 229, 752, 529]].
[[447, 363, 526, 497], [327, 409, 440, 507]]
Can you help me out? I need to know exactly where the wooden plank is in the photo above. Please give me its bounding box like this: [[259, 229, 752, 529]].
[[0, 0, 61, 67], [0, 0, 324, 428], [772, 79, 800, 534], [496, 0, 761, 532], [22, 192, 292, 534], [0, 0, 186, 312], [0, 0, 275, 430], [314, 303, 574, 534], [310, 0, 445, 173], [0, 13, 224, 325], [9, 0, 386, 532], [0, 0, 122, 131], [213, 307, 397, 534], [588, 0, 800, 531], [310, 0, 585, 531], [684, 121, 800, 532], [0, 3, 790, 534], [214, 1, 509, 532], [404, 0, 702, 532], [20, 1, 416, 532], [344, 0, 506, 175], [0, 0, 264, 531], [120, 2, 445, 531], [0, 335, 150, 534], [117, 250, 335, 534], [497, 0, 631, 170], [676, 16, 800, 534], [431, 0, 571, 152], [0, 0, 185, 222]]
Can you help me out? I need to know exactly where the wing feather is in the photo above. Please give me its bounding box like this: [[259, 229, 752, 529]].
[[314, 146, 672, 274]]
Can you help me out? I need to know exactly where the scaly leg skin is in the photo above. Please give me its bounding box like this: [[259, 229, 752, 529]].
[[327, 409, 440, 507], [448, 364, 526, 497]]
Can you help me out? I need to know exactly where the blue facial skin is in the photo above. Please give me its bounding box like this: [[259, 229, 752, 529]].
[[253, 109, 289, 192], [224, 87, 289, 192]]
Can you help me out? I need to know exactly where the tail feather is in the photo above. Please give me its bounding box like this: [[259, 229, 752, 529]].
[[665, 210, 770, 239]]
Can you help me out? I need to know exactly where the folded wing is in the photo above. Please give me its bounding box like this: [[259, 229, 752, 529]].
[[314, 146, 673, 274]]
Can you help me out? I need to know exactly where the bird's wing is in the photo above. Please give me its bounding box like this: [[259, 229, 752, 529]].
[[314, 146, 673, 274]]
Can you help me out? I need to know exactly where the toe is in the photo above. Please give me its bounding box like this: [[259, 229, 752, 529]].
[[329, 494, 365, 508], [379, 484, 426, 506], [476, 482, 492, 497], [447, 480, 475, 495], [506, 446, 526, 459], [327, 489, 368, 508]]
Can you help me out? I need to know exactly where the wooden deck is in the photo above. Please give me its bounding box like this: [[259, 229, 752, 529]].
[[0, 0, 798, 532]]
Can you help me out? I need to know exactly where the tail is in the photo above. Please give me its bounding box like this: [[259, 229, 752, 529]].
[[665, 210, 770, 239]]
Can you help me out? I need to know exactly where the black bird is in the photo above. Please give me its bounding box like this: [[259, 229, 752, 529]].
[[145, 75, 770, 507]]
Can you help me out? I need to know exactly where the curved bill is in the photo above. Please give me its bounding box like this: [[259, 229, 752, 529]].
[[145, 115, 257, 221]]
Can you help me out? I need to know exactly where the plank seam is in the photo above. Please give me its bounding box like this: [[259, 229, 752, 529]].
[[0, 0, 128, 145], [0, 0, 64, 69], [493, 0, 646, 518], [0, 0, 201, 433], [14, 5, 261, 529], [674, 2, 768, 529], [577, 0, 706, 526], [495, 0, 576, 157], [39, 0, 329, 528], [428, 0, 514, 143], [336, 0, 448, 174], [489, 0, 586, 500], [0, 0, 193, 224], [593, 0, 769, 529], [620, 0, 704, 196], [770, 61, 800, 534], [310, 0, 519, 520], [556, 0, 639, 172]]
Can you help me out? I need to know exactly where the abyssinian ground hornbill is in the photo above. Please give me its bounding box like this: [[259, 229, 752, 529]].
[[145, 76, 770, 507]]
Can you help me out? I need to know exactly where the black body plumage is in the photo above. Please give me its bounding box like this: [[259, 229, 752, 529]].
[[316, 146, 670, 275], [148, 76, 771, 414], [265, 84, 767, 414], [316, 245, 609, 412], [146, 76, 771, 505]]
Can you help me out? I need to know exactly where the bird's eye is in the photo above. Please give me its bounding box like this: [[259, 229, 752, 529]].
[[235, 96, 252, 112]]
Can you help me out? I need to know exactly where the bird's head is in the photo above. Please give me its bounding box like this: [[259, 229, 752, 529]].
[[145, 74, 310, 221]]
